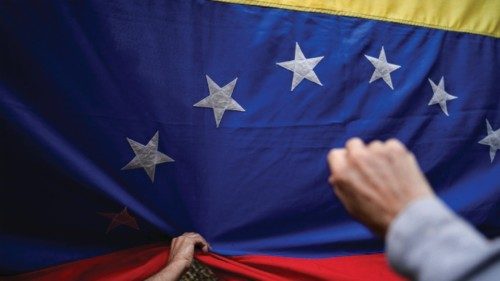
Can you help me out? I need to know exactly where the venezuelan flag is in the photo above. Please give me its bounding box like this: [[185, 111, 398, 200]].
[[1, 0, 498, 280]]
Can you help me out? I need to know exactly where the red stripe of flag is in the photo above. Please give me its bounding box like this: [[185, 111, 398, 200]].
[[3, 244, 403, 281]]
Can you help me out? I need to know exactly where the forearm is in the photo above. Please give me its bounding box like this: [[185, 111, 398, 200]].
[[146, 260, 188, 281], [386, 197, 489, 281]]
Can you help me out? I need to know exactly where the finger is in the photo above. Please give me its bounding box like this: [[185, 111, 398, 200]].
[[346, 138, 388, 189], [333, 158, 387, 207], [170, 237, 178, 248], [368, 140, 384, 154], [187, 234, 210, 253], [348, 140, 396, 191], [384, 139, 408, 163], [327, 149, 351, 184], [355, 140, 399, 188], [327, 148, 347, 175], [382, 139, 414, 192], [333, 175, 386, 229], [327, 149, 353, 189], [328, 146, 382, 206], [346, 138, 366, 156], [168, 237, 180, 261], [368, 140, 388, 162], [345, 138, 370, 168], [385, 138, 407, 151]]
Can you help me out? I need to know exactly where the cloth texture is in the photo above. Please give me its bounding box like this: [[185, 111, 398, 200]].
[[387, 197, 500, 281], [0, 0, 498, 280]]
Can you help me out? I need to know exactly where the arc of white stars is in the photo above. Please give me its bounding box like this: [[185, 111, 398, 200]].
[[194, 75, 245, 128], [277, 42, 324, 91], [122, 131, 174, 182], [364, 46, 401, 90], [428, 77, 457, 116], [478, 119, 500, 163]]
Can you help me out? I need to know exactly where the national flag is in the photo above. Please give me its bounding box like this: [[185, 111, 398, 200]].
[[1, 0, 499, 280]]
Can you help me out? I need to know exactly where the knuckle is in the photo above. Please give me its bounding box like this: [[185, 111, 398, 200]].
[[369, 140, 383, 146], [346, 137, 363, 148], [327, 149, 336, 159], [386, 139, 407, 154], [407, 151, 417, 162], [327, 149, 338, 164], [350, 149, 368, 163], [369, 142, 385, 157], [368, 140, 383, 150]]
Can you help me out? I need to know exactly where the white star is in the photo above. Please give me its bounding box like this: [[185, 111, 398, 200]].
[[364, 46, 401, 90], [478, 119, 500, 163], [194, 75, 245, 128], [428, 77, 457, 116], [122, 131, 174, 182], [277, 42, 324, 91]]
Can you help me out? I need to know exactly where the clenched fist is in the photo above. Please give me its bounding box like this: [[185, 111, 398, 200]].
[[327, 138, 435, 236]]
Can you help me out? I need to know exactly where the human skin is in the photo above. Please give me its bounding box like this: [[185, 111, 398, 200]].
[[146, 233, 210, 281], [327, 138, 435, 236]]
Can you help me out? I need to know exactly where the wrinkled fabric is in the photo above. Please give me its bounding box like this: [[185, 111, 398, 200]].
[[0, 0, 499, 275]]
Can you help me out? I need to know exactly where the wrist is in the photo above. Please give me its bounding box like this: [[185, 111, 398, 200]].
[[167, 259, 191, 273], [147, 259, 191, 281]]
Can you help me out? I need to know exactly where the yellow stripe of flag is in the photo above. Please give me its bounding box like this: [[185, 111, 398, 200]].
[[215, 0, 500, 38]]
